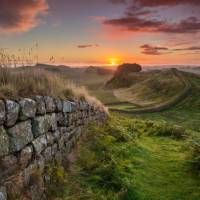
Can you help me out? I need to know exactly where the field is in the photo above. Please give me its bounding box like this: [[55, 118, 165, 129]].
[[16, 64, 200, 200], [47, 114, 200, 200]]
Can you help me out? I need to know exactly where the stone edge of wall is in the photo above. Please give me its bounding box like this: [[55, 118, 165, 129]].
[[0, 95, 107, 200]]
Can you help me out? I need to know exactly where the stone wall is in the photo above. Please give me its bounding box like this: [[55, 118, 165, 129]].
[[0, 96, 107, 200]]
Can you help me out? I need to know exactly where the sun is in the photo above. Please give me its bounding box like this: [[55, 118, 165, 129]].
[[109, 57, 120, 66]]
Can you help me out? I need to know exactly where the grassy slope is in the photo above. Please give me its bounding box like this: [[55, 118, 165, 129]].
[[47, 114, 200, 200], [138, 72, 200, 131], [113, 69, 185, 107], [132, 136, 200, 200]]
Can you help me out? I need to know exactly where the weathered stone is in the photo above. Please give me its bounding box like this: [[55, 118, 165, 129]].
[[8, 120, 33, 152], [37, 155, 45, 172], [55, 99, 63, 112], [34, 96, 46, 115], [0, 155, 18, 179], [42, 147, 52, 162], [65, 140, 73, 154], [58, 136, 65, 150], [63, 101, 72, 113], [58, 127, 68, 135], [51, 143, 58, 155], [0, 100, 5, 125], [19, 98, 36, 120], [56, 112, 66, 126], [5, 100, 20, 127], [0, 126, 9, 157], [0, 186, 7, 200], [70, 101, 77, 112], [44, 96, 56, 112], [32, 115, 50, 137], [54, 152, 62, 163], [46, 132, 54, 145], [32, 135, 47, 155], [63, 132, 71, 142], [79, 101, 88, 111], [21, 161, 38, 187], [19, 145, 33, 168], [52, 130, 60, 142], [47, 113, 57, 131]]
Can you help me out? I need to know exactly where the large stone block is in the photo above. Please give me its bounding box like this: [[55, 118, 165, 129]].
[[8, 120, 33, 152], [56, 112, 66, 126], [44, 96, 56, 113], [34, 96, 46, 115], [0, 100, 5, 125], [0, 126, 9, 157], [46, 132, 54, 145], [32, 115, 50, 137], [47, 113, 57, 131], [0, 186, 7, 200], [5, 100, 20, 127], [79, 101, 88, 111], [19, 98, 37, 120], [32, 135, 47, 155], [63, 101, 72, 113], [19, 145, 33, 168], [58, 136, 65, 150], [55, 99, 63, 112], [52, 130, 61, 142]]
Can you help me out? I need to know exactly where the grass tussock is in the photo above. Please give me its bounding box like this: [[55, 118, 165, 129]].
[[0, 67, 105, 110], [188, 138, 200, 176]]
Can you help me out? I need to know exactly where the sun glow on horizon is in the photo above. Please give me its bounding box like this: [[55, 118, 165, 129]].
[[109, 57, 120, 66]]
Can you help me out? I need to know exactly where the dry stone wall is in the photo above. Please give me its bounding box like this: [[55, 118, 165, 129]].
[[0, 96, 107, 200]]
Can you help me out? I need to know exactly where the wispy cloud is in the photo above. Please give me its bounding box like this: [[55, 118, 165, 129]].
[[77, 44, 99, 48], [140, 44, 200, 55]]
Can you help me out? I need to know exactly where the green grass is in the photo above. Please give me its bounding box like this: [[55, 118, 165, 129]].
[[47, 114, 200, 200], [132, 136, 200, 200], [89, 89, 121, 104], [137, 73, 200, 131], [109, 102, 139, 111]]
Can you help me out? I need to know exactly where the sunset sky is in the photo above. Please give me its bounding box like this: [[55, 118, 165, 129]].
[[0, 0, 200, 66]]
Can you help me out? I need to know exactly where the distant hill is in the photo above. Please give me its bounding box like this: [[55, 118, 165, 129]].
[[85, 66, 114, 75], [115, 63, 142, 75], [114, 69, 185, 106], [106, 63, 142, 88], [106, 66, 189, 107]]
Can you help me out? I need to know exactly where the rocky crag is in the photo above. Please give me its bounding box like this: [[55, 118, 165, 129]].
[[0, 96, 107, 200]]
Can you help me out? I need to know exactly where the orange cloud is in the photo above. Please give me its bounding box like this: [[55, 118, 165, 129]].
[[77, 44, 99, 48], [0, 0, 49, 33]]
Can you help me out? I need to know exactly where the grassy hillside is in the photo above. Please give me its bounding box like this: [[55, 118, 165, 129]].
[[138, 72, 200, 131], [47, 114, 200, 200], [114, 69, 185, 107], [0, 67, 104, 109]]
